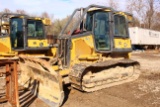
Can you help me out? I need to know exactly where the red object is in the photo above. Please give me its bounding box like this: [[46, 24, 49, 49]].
[[68, 29, 81, 35]]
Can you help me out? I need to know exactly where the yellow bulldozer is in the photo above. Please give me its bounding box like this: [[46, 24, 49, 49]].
[[0, 5, 140, 107]]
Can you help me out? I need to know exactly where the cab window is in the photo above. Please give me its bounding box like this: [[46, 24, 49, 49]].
[[114, 15, 128, 37], [27, 20, 44, 37]]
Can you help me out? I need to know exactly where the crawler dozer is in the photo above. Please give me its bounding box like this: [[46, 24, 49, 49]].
[[0, 13, 63, 106], [0, 5, 140, 107]]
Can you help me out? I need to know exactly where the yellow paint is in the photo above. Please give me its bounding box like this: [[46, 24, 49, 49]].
[[128, 53, 131, 58], [18, 53, 46, 56], [51, 47, 57, 57], [52, 65, 59, 71], [78, 55, 99, 60], [28, 17, 42, 20], [126, 15, 133, 22], [1, 21, 9, 25], [114, 38, 131, 49], [19, 16, 25, 18], [83, 35, 94, 48], [34, 17, 41, 20], [0, 53, 16, 57], [71, 35, 96, 62], [27, 17, 51, 25], [59, 69, 70, 76], [70, 34, 102, 65], [42, 18, 51, 26], [87, 56, 99, 60], [27, 39, 49, 48], [115, 12, 133, 22], [0, 36, 11, 53], [115, 12, 126, 15], [88, 8, 111, 12]]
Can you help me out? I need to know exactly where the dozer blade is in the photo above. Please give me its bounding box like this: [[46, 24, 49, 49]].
[[18, 56, 64, 107], [69, 59, 140, 92]]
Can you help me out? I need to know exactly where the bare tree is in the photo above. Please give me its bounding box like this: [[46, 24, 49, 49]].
[[126, 0, 146, 27], [41, 12, 54, 21], [16, 9, 27, 14], [41, 12, 54, 35], [52, 16, 70, 35], [126, 0, 160, 30], [152, 11, 160, 30], [146, 0, 155, 28], [3, 8, 11, 13], [108, 0, 119, 9], [41, 12, 49, 18]]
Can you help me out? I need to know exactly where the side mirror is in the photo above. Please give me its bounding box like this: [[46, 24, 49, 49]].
[[42, 18, 51, 26], [126, 14, 133, 23]]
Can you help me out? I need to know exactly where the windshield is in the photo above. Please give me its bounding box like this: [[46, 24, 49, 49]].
[[27, 20, 44, 37], [93, 11, 110, 51], [114, 15, 128, 37]]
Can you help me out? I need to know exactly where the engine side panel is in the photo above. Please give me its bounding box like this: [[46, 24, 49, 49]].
[[70, 34, 99, 64], [0, 36, 12, 53]]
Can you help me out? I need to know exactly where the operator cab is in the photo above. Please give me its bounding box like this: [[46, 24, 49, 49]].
[[59, 6, 130, 53], [0, 13, 51, 53], [85, 10, 129, 52], [10, 17, 45, 50]]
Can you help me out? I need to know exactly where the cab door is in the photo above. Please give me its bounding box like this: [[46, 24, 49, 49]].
[[93, 11, 111, 51], [10, 18, 25, 49]]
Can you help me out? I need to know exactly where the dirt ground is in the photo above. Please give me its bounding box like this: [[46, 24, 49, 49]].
[[1, 51, 160, 107], [62, 51, 160, 107]]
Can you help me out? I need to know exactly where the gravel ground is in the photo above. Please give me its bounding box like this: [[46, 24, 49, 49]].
[[62, 51, 160, 107], [1, 51, 160, 107]]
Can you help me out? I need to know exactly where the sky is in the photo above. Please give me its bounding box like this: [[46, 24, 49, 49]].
[[0, 0, 126, 19]]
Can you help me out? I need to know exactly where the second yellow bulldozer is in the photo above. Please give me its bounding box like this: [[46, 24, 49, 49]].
[[0, 5, 140, 107]]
